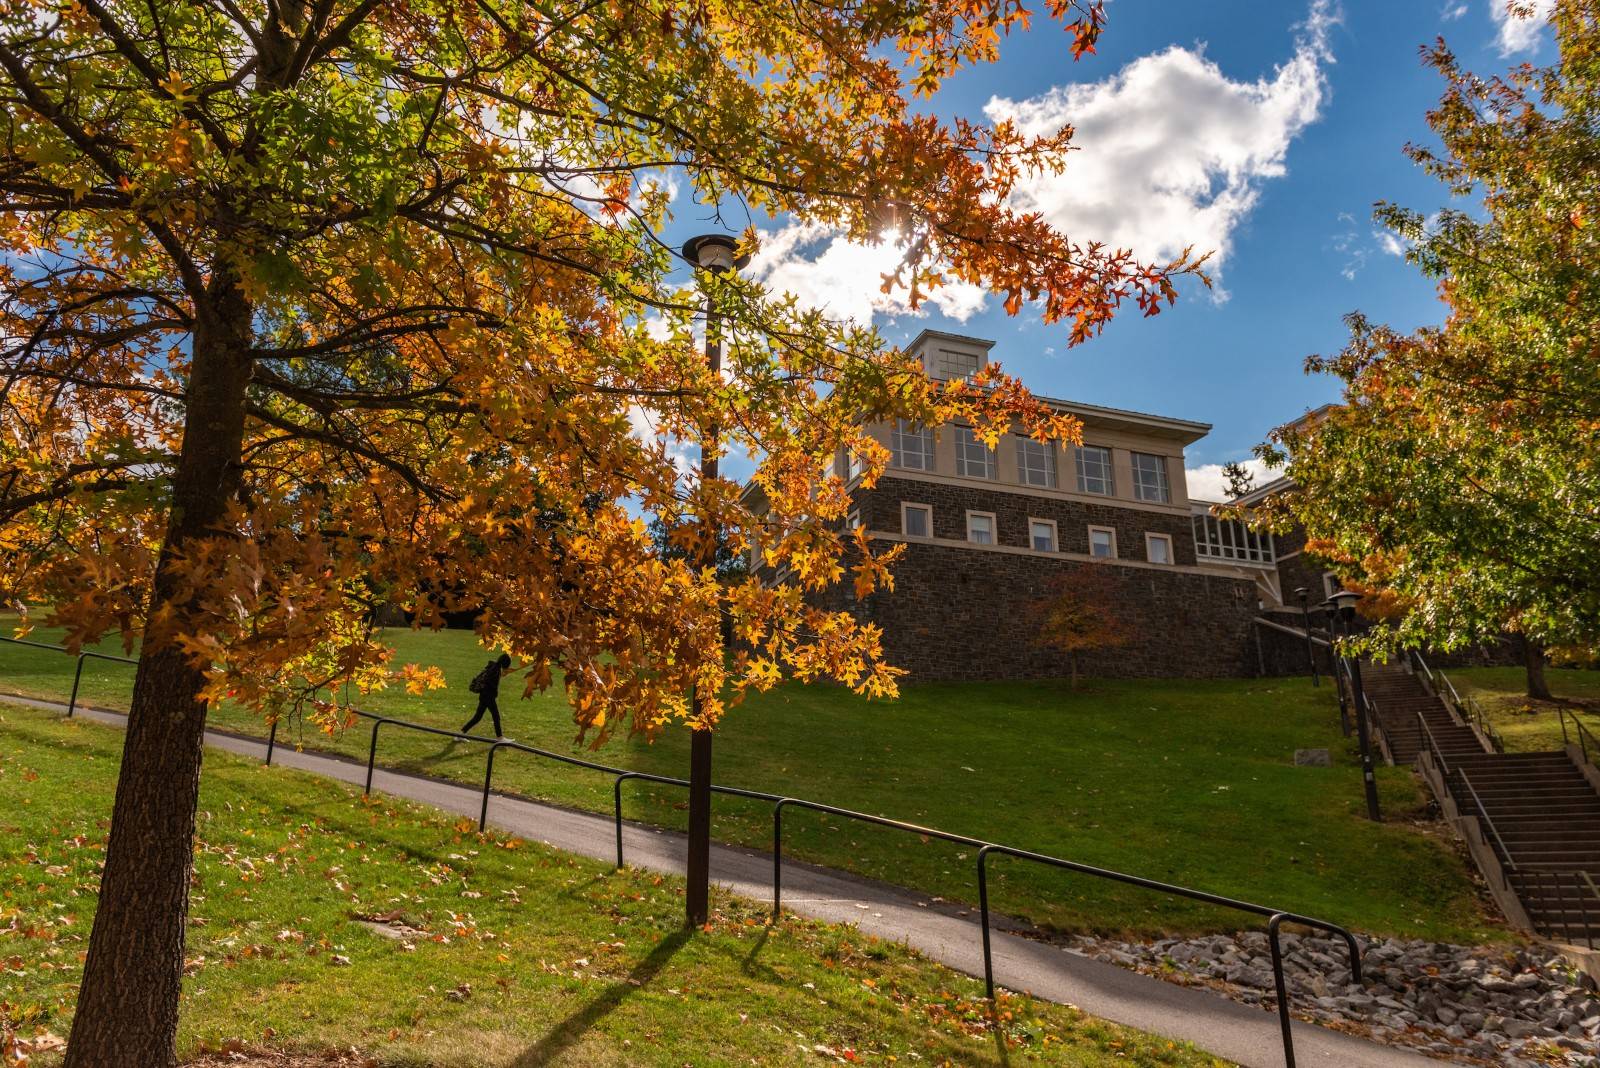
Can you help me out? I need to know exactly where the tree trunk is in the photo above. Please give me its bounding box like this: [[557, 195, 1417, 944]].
[[1525, 638, 1552, 701], [65, 276, 253, 1068]]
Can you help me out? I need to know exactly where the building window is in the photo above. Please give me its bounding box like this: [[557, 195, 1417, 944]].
[[966, 511, 996, 545], [1131, 452, 1171, 503], [1191, 513, 1275, 564], [901, 502, 932, 539], [1145, 532, 1174, 565], [890, 420, 934, 471], [1087, 525, 1117, 559], [1075, 445, 1113, 495], [846, 510, 861, 531], [1017, 437, 1058, 488], [954, 427, 995, 479], [1029, 518, 1058, 552], [846, 451, 864, 480], [1322, 571, 1341, 599], [936, 348, 981, 381]]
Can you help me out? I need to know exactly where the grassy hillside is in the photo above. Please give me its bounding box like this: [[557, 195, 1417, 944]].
[[1446, 664, 1600, 753], [0, 704, 1225, 1067], [0, 618, 1503, 943]]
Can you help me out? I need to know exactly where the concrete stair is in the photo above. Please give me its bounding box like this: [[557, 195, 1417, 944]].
[[1362, 664, 1484, 766], [1370, 661, 1600, 947]]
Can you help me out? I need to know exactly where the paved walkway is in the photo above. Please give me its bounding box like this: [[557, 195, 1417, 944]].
[[9, 695, 1443, 1068]]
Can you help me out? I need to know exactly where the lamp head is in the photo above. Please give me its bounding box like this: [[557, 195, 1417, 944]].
[[682, 233, 749, 274], [1328, 588, 1360, 619], [1293, 586, 1308, 602]]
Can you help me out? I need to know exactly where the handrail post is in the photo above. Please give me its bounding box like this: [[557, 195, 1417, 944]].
[[364, 719, 382, 796], [479, 742, 503, 832], [613, 773, 639, 868], [771, 799, 790, 922], [265, 718, 278, 766], [1267, 914, 1296, 1068], [978, 845, 996, 1001], [67, 653, 86, 718]]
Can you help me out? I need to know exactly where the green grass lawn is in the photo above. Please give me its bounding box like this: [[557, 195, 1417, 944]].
[[1441, 664, 1600, 754], [0, 704, 1226, 1067], [0, 617, 1504, 944]]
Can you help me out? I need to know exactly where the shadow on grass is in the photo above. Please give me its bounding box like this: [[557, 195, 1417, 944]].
[[985, 1003, 1014, 1067], [739, 923, 784, 986], [509, 929, 688, 1066]]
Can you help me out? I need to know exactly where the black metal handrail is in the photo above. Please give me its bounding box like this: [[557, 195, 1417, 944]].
[[973, 844, 1362, 1066], [1431, 661, 1504, 755], [1407, 649, 1436, 696], [1417, 706, 1451, 776], [1363, 693, 1395, 766], [0, 635, 139, 718], [3, 634, 1365, 1068], [1580, 872, 1600, 950], [1559, 708, 1599, 770], [1454, 768, 1516, 885]]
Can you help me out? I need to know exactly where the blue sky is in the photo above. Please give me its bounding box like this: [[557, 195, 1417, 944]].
[[664, 1, 1555, 499]]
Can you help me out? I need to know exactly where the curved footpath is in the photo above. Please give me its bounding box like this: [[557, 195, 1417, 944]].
[[9, 695, 1442, 1068]]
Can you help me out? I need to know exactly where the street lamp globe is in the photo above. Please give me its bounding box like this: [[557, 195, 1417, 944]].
[[682, 233, 749, 274]]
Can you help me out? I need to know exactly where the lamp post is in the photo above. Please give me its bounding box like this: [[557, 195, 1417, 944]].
[[1294, 586, 1319, 687], [680, 233, 748, 929], [1324, 597, 1351, 736], [1331, 589, 1381, 822]]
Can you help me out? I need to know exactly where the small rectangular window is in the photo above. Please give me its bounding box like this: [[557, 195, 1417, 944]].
[[954, 427, 995, 479], [847, 451, 864, 480], [846, 511, 861, 531], [1131, 452, 1171, 503], [936, 348, 980, 381], [1017, 438, 1058, 488], [901, 502, 932, 539], [1029, 518, 1058, 553], [1146, 532, 1173, 565], [890, 420, 935, 471], [1088, 525, 1117, 559], [1075, 445, 1113, 495], [966, 511, 995, 545]]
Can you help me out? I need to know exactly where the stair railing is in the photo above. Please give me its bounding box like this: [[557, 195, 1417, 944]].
[[1416, 649, 1505, 755], [1454, 685, 1504, 754], [1579, 872, 1600, 950], [1455, 768, 1515, 887], [1363, 692, 1395, 766], [1558, 708, 1598, 770], [1407, 649, 1437, 696], [1417, 707, 1451, 777]]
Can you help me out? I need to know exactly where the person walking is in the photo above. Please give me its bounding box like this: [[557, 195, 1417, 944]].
[[462, 652, 512, 737]]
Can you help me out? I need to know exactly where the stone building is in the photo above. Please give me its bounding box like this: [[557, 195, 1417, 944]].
[[747, 330, 1294, 681]]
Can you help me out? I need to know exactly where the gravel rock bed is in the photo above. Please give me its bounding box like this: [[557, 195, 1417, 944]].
[[1067, 932, 1599, 1066]]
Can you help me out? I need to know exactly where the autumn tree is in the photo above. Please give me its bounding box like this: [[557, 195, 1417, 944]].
[[0, 2, 1202, 1063], [1033, 566, 1131, 689], [1252, 0, 1600, 698]]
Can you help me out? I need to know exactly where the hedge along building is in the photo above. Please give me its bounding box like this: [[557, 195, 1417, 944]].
[[745, 331, 1289, 681]]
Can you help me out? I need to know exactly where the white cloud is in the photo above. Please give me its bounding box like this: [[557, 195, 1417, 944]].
[[746, 222, 989, 326], [1329, 211, 1370, 280], [743, 3, 1335, 321], [1491, 0, 1554, 55], [1185, 457, 1277, 502], [983, 1, 1338, 287], [1442, 2, 1470, 20], [1376, 231, 1410, 257]]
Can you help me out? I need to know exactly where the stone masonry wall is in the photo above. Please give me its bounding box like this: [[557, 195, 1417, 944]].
[[831, 540, 1260, 681]]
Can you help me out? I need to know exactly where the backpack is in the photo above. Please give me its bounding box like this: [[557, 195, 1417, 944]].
[[468, 660, 495, 694]]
